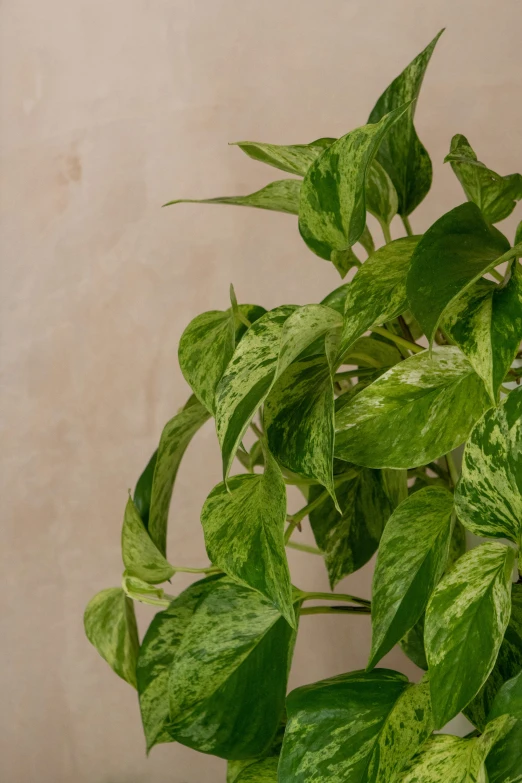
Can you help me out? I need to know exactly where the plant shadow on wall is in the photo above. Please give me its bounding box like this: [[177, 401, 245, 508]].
[[84, 29, 522, 783]]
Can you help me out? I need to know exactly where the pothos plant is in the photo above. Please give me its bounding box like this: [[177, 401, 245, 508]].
[[85, 30, 522, 782]]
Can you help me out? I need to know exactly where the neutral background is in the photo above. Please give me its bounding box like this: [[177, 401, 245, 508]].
[[1, 1, 521, 781]]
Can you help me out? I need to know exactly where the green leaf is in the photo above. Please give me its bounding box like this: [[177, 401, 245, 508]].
[[335, 346, 491, 469], [398, 715, 514, 783], [445, 134, 522, 223], [84, 587, 139, 688], [368, 30, 443, 216], [121, 497, 175, 584], [148, 396, 210, 556], [465, 583, 522, 730], [200, 449, 294, 626], [407, 201, 514, 346], [233, 758, 278, 783], [366, 159, 399, 230], [342, 335, 403, 369], [425, 541, 515, 728], [133, 450, 157, 528], [216, 304, 342, 479], [164, 178, 302, 215], [264, 356, 336, 499], [455, 386, 522, 544], [178, 304, 266, 414], [516, 220, 522, 246], [442, 265, 522, 402], [337, 236, 420, 359], [298, 107, 409, 263], [309, 469, 392, 588], [232, 137, 335, 177], [369, 486, 454, 669], [400, 616, 428, 671], [279, 670, 432, 783], [168, 579, 297, 758], [227, 723, 285, 783], [486, 671, 522, 783]]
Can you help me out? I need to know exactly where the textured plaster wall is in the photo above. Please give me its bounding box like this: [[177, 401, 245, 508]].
[[1, 1, 521, 781]]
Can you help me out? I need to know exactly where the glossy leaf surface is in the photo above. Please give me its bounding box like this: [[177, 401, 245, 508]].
[[121, 497, 175, 584], [232, 137, 334, 177], [366, 159, 398, 230], [84, 587, 139, 688], [133, 450, 157, 528], [164, 179, 302, 215]]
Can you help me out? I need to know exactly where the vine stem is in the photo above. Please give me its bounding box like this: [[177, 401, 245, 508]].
[[382, 222, 393, 244], [370, 325, 424, 354], [489, 268, 504, 283], [286, 541, 323, 555], [402, 215, 413, 236], [445, 452, 460, 488], [284, 470, 358, 542], [300, 605, 371, 616], [298, 590, 371, 608], [173, 565, 221, 575]]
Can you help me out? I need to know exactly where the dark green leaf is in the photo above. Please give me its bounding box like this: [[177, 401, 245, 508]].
[[369, 486, 454, 669], [366, 159, 399, 230], [121, 497, 175, 584], [227, 722, 284, 783], [233, 758, 278, 782], [133, 450, 157, 528], [298, 107, 409, 262], [425, 541, 515, 728], [341, 335, 403, 369], [407, 201, 514, 346], [279, 670, 432, 783], [400, 616, 428, 671], [368, 30, 443, 216], [335, 346, 491, 469], [164, 178, 302, 215], [200, 449, 294, 626], [486, 671, 522, 783], [84, 587, 139, 688], [178, 304, 266, 414], [337, 236, 419, 359], [148, 396, 210, 556], [445, 134, 522, 223], [309, 470, 392, 588], [232, 137, 335, 177], [455, 386, 522, 544]]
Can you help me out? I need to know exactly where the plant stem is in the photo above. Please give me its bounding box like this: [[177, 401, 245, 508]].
[[489, 268, 504, 283], [300, 605, 371, 616], [299, 590, 371, 608], [173, 565, 221, 574], [335, 368, 378, 381], [286, 541, 323, 555], [445, 452, 460, 488], [250, 421, 264, 439], [370, 326, 424, 354], [402, 215, 413, 236], [382, 222, 393, 244]]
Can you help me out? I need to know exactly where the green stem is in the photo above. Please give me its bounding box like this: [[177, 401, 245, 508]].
[[382, 222, 393, 244], [402, 215, 413, 236], [299, 590, 371, 608], [250, 421, 264, 439], [173, 565, 221, 574], [286, 541, 323, 555], [445, 452, 460, 488], [370, 325, 424, 354], [300, 605, 371, 616], [490, 268, 504, 283]]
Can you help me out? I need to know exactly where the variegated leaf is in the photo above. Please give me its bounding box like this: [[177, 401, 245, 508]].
[[164, 178, 302, 215], [298, 108, 409, 263], [148, 396, 210, 556], [309, 469, 392, 588], [133, 449, 156, 528], [179, 304, 266, 414], [232, 137, 335, 177], [369, 487, 454, 669], [400, 616, 428, 671], [335, 346, 490, 469], [445, 134, 522, 223], [442, 266, 522, 403], [168, 579, 297, 759], [407, 201, 515, 346], [121, 497, 175, 584], [368, 30, 443, 216], [455, 386, 522, 544], [337, 236, 419, 360], [84, 587, 139, 688], [398, 716, 514, 783], [486, 671, 522, 783], [234, 758, 278, 782], [279, 670, 432, 783], [425, 541, 515, 728], [200, 449, 294, 626], [227, 723, 284, 783], [342, 335, 403, 370], [216, 304, 342, 479], [366, 158, 399, 231]]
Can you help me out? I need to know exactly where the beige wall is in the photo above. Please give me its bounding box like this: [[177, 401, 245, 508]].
[[1, 1, 520, 781]]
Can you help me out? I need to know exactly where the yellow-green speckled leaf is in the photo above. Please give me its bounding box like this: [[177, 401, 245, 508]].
[[200, 449, 294, 627], [227, 723, 284, 783], [232, 137, 335, 177], [298, 107, 409, 263], [425, 541, 515, 728], [368, 31, 443, 216], [164, 178, 302, 215], [455, 386, 522, 544], [234, 758, 278, 782], [121, 497, 175, 584], [369, 487, 454, 669], [445, 134, 522, 223], [486, 671, 522, 783], [335, 346, 491, 469], [84, 587, 139, 688], [366, 158, 399, 231]]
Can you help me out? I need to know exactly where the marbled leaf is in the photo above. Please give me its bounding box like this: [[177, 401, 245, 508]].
[[400, 616, 428, 671], [148, 396, 210, 556], [84, 587, 139, 688], [234, 758, 278, 782], [407, 201, 514, 346], [164, 178, 302, 215], [366, 159, 399, 231], [200, 449, 294, 626], [425, 541, 515, 728], [121, 497, 175, 584], [455, 386, 522, 544], [445, 134, 522, 223], [369, 487, 454, 669], [368, 31, 443, 216], [133, 449, 157, 528], [298, 108, 409, 262], [232, 137, 335, 177], [486, 671, 522, 783], [335, 346, 490, 469]]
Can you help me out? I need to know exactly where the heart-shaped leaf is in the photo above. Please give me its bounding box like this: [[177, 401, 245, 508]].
[[84, 587, 139, 688]]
